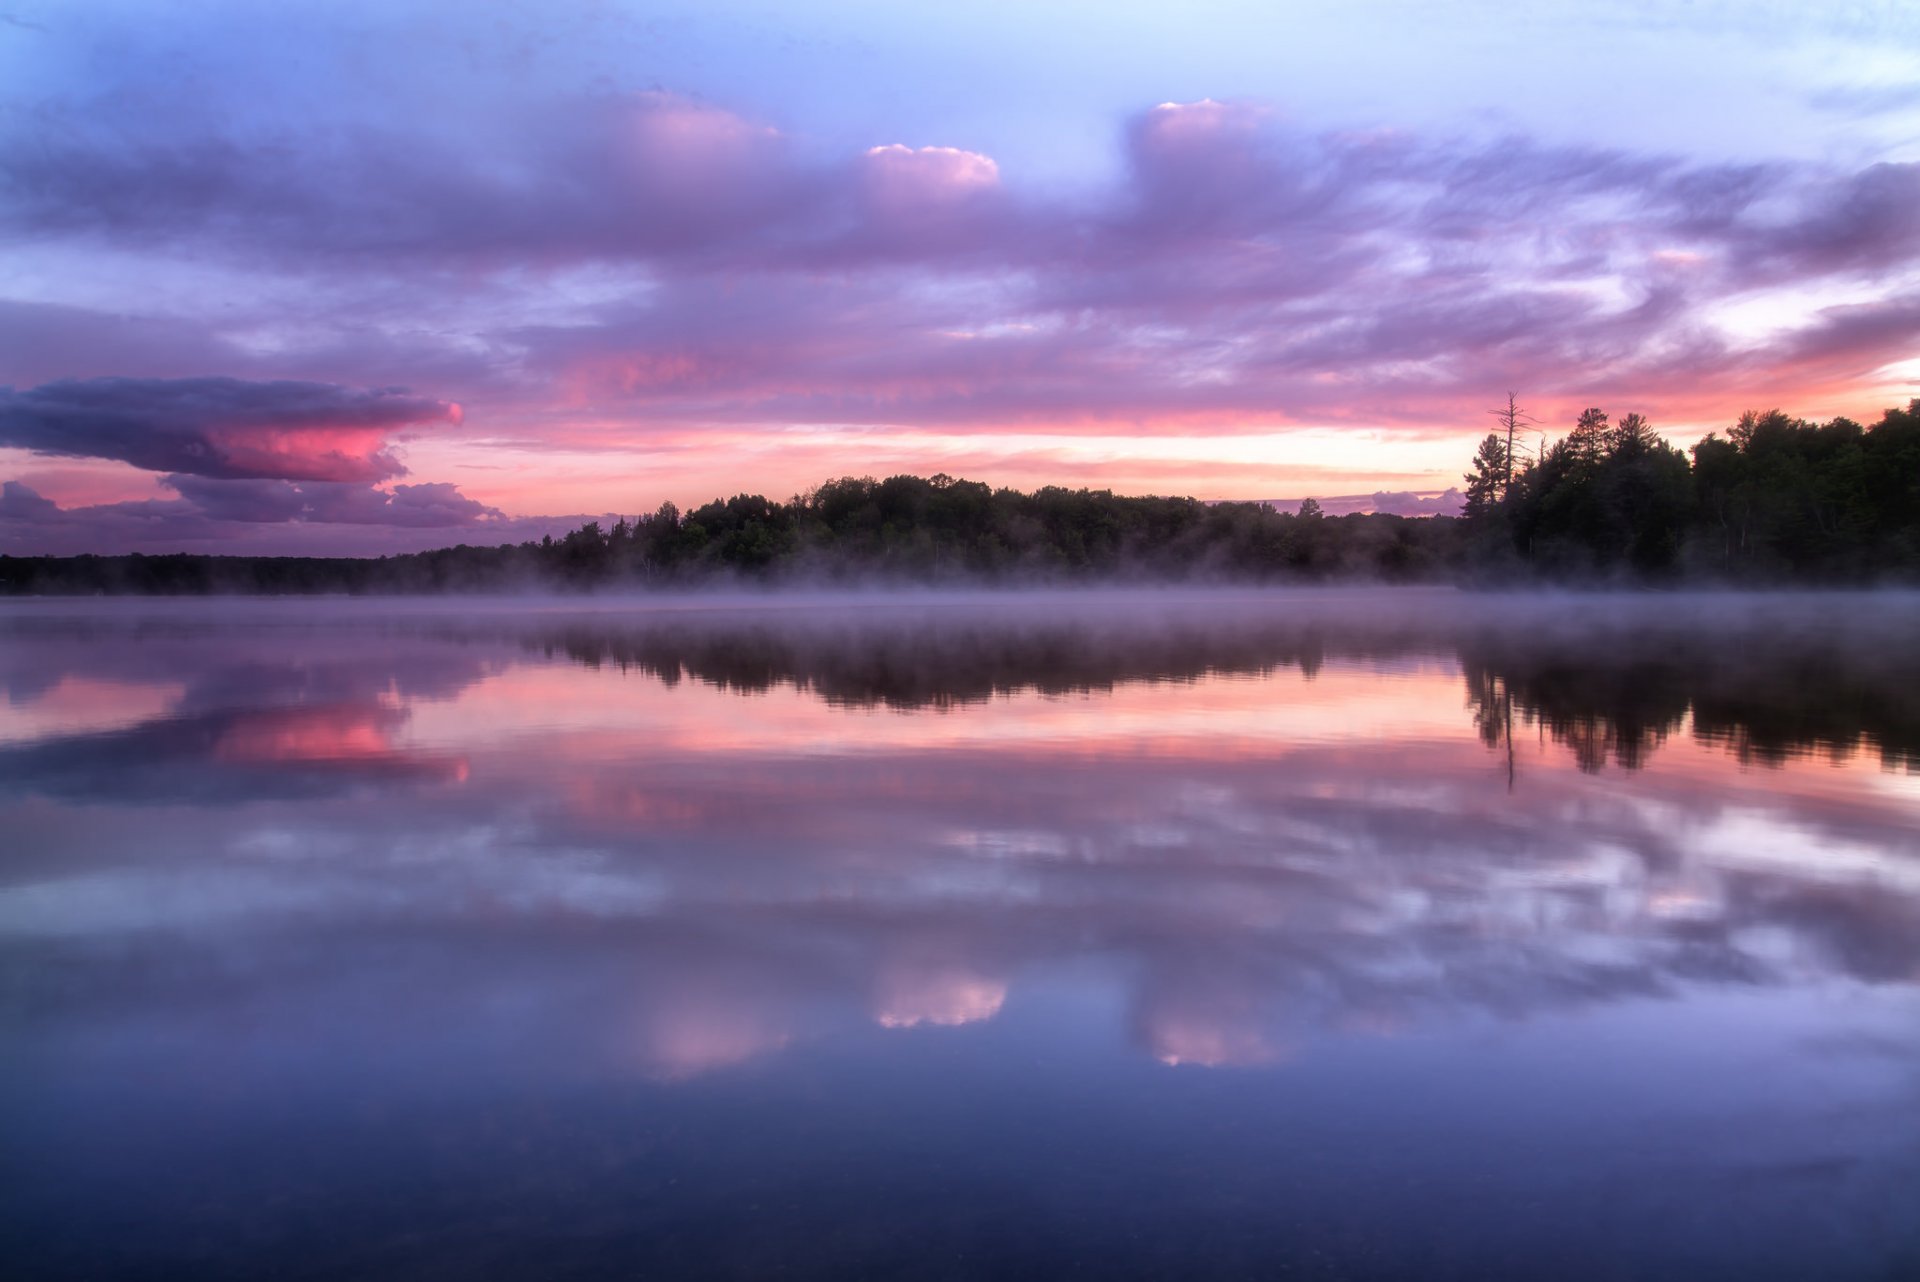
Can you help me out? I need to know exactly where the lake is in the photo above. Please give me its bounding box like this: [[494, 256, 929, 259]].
[[3, 590, 1917, 1280]]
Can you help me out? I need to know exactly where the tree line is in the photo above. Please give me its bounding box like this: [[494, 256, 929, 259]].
[[2, 400, 1914, 593], [0, 476, 1453, 593], [1462, 399, 1920, 579]]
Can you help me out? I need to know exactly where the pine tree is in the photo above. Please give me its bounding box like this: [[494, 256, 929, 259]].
[[1568, 407, 1610, 466], [1464, 433, 1511, 522]]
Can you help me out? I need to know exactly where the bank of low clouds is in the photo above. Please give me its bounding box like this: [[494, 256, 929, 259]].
[[1254, 490, 1466, 518]]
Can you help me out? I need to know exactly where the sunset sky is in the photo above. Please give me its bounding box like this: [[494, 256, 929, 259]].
[[2, 0, 1917, 554]]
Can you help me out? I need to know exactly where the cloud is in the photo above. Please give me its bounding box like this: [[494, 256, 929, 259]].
[[0, 478, 58, 519], [9, 595, 1917, 1081], [864, 144, 1000, 197], [455, 102, 1920, 434], [1809, 82, 1920, 118], [1369, 488, 1464, 517], [1252, 489, 1465, 517], [5, 72, 1920, 550], [0, 91, 823, 266], [0, 474, 514, 554], [1737, 162, 1920, 277], [0, 377, 462, 482], [163, 474, 501, 526], [1745, 295, 1920, 384]]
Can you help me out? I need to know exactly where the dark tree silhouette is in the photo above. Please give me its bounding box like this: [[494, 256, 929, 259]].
[[1463, 433, 1511, 523], [4, 401, 1915, 593], [1487, 392, 1535, 491]]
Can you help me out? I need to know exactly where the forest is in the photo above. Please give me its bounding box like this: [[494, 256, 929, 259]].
[[0, 480, 1453, 592], [2, 401, 1914, 594], [1462, 398, 1920, 579]]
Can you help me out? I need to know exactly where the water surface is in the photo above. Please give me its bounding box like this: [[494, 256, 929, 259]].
[[3, 590, 1917, 1279]]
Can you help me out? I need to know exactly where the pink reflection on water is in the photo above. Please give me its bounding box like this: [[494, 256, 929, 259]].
[[873, 965, 1008, 1029], [623, 1000, 792, 1080], [213, 704, 470, 782], [4, 597, 1917, 1081], [1145, 1013, 1291, 1069]]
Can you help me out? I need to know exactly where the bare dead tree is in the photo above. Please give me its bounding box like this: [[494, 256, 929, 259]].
[[1487, 393, 1537, 493]]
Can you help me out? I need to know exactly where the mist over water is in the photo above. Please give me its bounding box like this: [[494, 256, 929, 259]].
[[3, 590, 1918, 1280]]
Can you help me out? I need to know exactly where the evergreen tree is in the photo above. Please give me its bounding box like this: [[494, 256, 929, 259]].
[[1463, 433, 1511, 522]]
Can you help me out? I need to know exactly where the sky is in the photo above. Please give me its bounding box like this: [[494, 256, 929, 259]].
[[1, 0, 1917, 554]]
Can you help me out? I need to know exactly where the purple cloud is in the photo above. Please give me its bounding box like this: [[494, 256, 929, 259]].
[[162, 475, 500, 527], [4, 78, 1918, 554], [1369, 489, 1464, 517], [0, 473, 517, 555], [7, 90, 1907, 296], [1256, 489, 1464, 517], [0, 479, 59, 519], [0, 377, 462, 482], [1737, 162, 1920, 277]]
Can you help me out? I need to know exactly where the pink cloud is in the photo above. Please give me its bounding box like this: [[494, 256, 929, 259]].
[[862, 144, 1000, 210], [0, 377, 462, 482], [872, 964, 1007, 1029]]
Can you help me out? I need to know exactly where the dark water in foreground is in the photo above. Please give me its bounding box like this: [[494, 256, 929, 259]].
[[2, 590, 1917, 1280]]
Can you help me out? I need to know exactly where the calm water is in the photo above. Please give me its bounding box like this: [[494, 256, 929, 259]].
[[3, 590, 1917, 1280]]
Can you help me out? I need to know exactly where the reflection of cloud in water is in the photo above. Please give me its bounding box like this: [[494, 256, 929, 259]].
[[212, 704, 469, 782], [0, 621, 494, 803], [0, 593, 1916, 1082], [1146, 1021, 1287, 1069], [0, 700, 470, 803], [873, 964, 1007, 1029], [1140, 997, 1293, 1069], [623, 997, 792, 1080], [213, 704, 406, 763], [0, 673, 186, 744]]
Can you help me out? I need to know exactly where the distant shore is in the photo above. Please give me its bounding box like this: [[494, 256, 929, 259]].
[[9, 397, 1916, 593]]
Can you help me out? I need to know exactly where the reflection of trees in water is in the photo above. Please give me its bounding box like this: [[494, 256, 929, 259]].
[[8, 608, 1918, 1091], [1462, 642, 1920, 773], [528, 613, 1920, 773], [530, 621, 1340, 709], [1690, 670, 1920, 769], [1463, 655, 1688, 772]]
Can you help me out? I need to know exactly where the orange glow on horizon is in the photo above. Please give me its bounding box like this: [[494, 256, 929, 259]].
[[412, 371, 1912, 518]]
